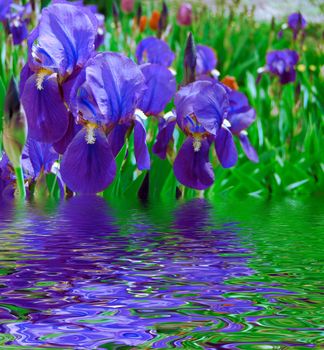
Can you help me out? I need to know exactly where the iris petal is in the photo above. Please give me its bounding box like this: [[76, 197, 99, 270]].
[[174, 137, 214, 190], [134, 114, 150, 170], [239, 132, 259, 163], [152, 115, 176, 159], [215, 126, 238, 168], [21, 73, 69, 143], [60, 128, 116, 193], [138, 63, 176, 116], [33, 3, 97, 77]]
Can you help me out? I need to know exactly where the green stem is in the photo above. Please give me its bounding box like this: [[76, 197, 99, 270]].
[[14, 167, 26, 199]]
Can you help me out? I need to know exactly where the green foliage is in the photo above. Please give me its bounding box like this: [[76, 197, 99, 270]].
[[0, 1, 323, 199]]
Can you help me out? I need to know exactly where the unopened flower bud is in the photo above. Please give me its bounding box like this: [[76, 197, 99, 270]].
[[183, 32, 197, 85]]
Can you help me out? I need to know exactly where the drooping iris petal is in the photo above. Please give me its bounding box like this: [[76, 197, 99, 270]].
[[266, 50, 299, 85], [196, 44, 217, 76], [53, 113, 82, 154], [25, 138, 58, 177], [133, 114, 150, 170], [174, 137, 214, 190], [108, 123, 130, 157], [136, 37, 175, 67], [227, 91, 256, 135], [152, 114, 176, 159], [175, 81, 228, 136], [31, 3, 97, 77], [239, 132, 259, 163], [138, 63, 176, 116], [215, 126, 238, 168], [70, 52, 146, 125], [21, 73, 69, 143], [60, 128, 116, 193]]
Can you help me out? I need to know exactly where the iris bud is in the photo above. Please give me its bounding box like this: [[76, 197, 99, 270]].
[[183, 32, 197, 85]]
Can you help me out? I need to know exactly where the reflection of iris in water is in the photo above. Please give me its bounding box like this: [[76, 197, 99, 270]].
[[1, 197, 259, 348]]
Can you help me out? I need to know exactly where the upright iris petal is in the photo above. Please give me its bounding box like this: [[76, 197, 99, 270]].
[[60, 128, 116, 194], [0, 0, 11, 21], [136, 37, 175, 67], [138, 63, 176, 116], [174, 137, 214, 190], [70, 52, 146, 125], [31, 3, 97, 77], [175, 80, 228, 136], [196, 45, 217, 76], [266, 50, 299, 84]]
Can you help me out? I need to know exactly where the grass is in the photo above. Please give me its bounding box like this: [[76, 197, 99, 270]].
[[0, 0, 323, 200]]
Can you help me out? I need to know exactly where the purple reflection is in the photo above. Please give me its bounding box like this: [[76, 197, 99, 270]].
[[0, 198, 294, 348]]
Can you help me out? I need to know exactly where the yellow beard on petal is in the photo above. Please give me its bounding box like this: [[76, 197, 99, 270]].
[[36, 68, 53, 90], [192, 134, 202, 152], [85, 123, 98, 144]]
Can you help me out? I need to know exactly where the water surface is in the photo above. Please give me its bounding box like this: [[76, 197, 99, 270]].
[[0, 196, 323, 349]]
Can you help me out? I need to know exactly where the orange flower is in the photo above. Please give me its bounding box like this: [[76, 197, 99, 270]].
[[221, 76, 239, 90], [149, 10, 160, 31], [139, 15, 147, 32]]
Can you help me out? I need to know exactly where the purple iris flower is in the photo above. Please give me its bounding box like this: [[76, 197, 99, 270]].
[[136, 37, 175, 67], [196, 44, 217, 77], [173, 80, 237, 190], [227, 90, 259, 163], [266, 49, 299, 84], [1, 2, 31, 45], [20, 2, 98, 144], [60, 52, 148, 194], [138, 63, 176, 117], [288, 12, 306, 39]]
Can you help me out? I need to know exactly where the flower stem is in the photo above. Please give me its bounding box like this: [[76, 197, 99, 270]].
[[14, 167, 26, 199]]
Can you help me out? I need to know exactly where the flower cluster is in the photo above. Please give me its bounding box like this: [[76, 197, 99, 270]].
[[3, 2, 310, 198]]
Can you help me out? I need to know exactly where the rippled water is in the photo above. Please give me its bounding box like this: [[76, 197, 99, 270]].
[[0, 196, 322, 349]]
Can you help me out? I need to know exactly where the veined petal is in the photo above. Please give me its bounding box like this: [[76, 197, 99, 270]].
[[239, 132, 259, 163], [175, 80, 228, 136], [152, 113, 176, 159], [133, 114, 150, 170], [70, 52, 146, 125], [21, 73, 69, 143], [215, 126, 238, 168], [138, 63, 176, 116], [25, 138, 58, 177], [32, 3, 97, 77], [136, 37, 175, 67], [60, 128, 116, 193], [196, 44, 217, 76], [173, 137, 214, 190]]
